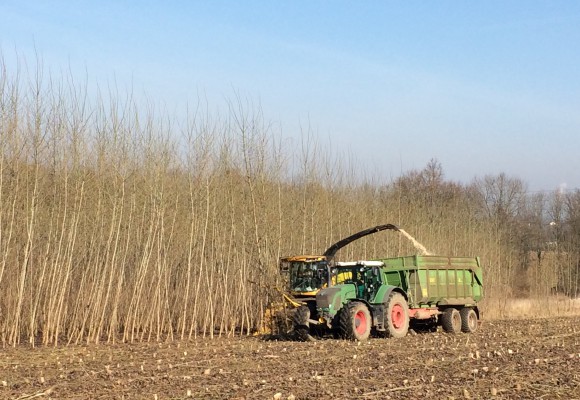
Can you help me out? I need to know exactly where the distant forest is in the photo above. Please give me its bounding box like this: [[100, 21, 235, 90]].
[[1, 59, 579, 346]]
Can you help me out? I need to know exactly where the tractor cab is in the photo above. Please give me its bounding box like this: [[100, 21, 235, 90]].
[[332, 261, 384, 301]]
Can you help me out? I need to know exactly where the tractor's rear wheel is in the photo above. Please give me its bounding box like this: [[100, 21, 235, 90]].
[[337, 302, 371, 341], [460, 307, 478, 333], [384, 292, 409, 338], [441, 308, 461, 333], [293, 305, 311, 341]]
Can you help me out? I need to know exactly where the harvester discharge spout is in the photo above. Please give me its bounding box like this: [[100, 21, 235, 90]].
[[322, 224, 399, 262]]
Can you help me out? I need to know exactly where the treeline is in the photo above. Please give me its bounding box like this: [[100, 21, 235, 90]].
[[0, 60, 579, 346]]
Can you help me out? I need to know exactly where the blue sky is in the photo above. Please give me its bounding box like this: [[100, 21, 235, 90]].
[[1, 1, 579, 191]]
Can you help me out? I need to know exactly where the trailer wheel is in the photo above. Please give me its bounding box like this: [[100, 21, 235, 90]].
[[385, 292, 409, 338], [338, 302, 371, 341], [293, 305, 311, 341], [441, 308, 461, 334], [460, 307, 478, 333]]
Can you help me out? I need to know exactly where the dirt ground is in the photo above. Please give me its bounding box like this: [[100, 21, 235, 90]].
[[1, 316, 579, 400]]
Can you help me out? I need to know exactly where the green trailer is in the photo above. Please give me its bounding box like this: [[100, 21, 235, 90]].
[[298, 255, 483, 340]]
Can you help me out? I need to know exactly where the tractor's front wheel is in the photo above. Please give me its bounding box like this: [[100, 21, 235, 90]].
[[337, 302, 371, 341], [384, 292, 409, 338]]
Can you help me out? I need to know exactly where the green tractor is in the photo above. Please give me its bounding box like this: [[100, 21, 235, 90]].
[[277, 224, 399, 338], [295, 255, 484, 340]]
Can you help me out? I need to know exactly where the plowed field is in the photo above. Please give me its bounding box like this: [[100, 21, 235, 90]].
[[1, 316, 579, 399]]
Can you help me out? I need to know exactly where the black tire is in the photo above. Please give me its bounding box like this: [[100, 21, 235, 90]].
[[460, 307, 478, 333], [441, 308, 461, 334], [293, 305, 310, 341], [384, 292, 409, 338], [337, 302, 371, 341]]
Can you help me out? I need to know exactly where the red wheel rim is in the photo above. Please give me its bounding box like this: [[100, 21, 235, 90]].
[[355, 310, 367, 335], [391, 304, 405, 329]]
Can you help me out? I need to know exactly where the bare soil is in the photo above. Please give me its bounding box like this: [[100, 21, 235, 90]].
[[1, 316, 579, 400]]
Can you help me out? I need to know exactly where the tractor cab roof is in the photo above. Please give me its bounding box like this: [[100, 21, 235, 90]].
[[334, 261, 384, 268]]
